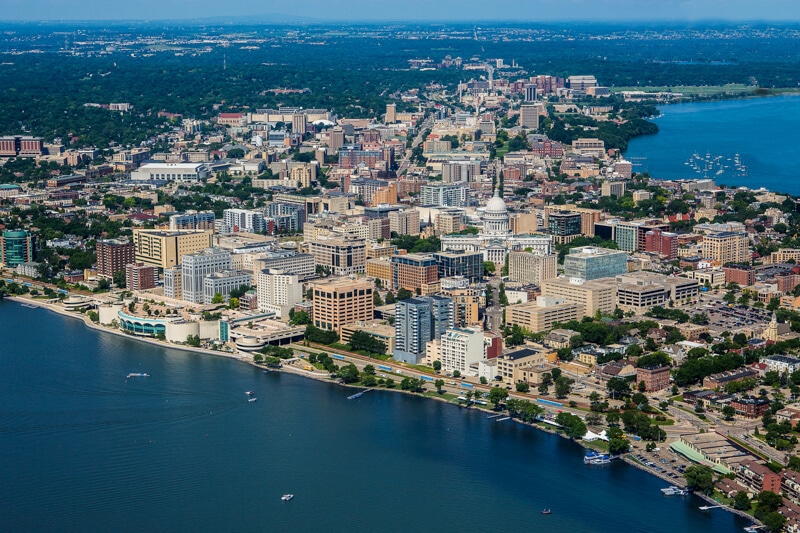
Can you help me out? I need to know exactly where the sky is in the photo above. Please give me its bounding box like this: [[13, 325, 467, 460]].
[[2, 0, 800, 22]]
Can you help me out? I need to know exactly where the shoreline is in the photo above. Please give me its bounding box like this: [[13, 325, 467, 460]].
[[7, 295, 758, 525]]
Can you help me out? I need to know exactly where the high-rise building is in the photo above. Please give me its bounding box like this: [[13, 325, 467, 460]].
[[125, 262, 157, 291], [506, 296, 579, 333], [256, 269, 302, 318], [519, 104, 540, 129], [391, 253, 439, 293], [181, 248, 233, 304], [95, 238, 135, 278], [433, 250, 484, 282], [420, 183, 468, 207], [164, 266, 182, 300], [132, 229, 214, 269], [394, 296, 454, 364], [524, 84, 537, 102], [644, 228, 679, 260], [0, 230, 34, 267], [308, 236, 367, 276], [507, 252, 558, 285], [540, 277, 617, 318], [291, 113, 307, 135], [169, 210, 216, 231], [388, 209, 420, 236], [439, 327, 485, 376], [223, 209, 267, 233], [601, 180, 626, 197], [435, 211, 463, 235], [254, 250, 315, 280], [547, 211, 582, 244], [442, 161, 481, 183], [613, 222, 640, 252], [702, 232, 751, 265], [563, 246, 628, 281], [329, 127, 345, 152], [385, 103, 397, 124], [310, 278, 374, 334]]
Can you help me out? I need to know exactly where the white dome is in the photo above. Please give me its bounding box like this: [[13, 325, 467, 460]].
[[485, 194, 508, 214]]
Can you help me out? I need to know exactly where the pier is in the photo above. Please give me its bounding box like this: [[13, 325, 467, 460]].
[[347, 388, 373, 400]]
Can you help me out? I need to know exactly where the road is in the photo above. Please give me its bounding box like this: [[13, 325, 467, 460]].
[[396, 115, 433, 176]]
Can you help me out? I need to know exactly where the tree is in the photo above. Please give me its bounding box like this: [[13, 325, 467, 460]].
[[683, 465, 714, 494], [435, 379, 445, 393], [555, 412, 587, 439], [480, 376, 488, 385], [337, 363, 360, 383], [186, 334, 201, 347], [538, 382, 549, 395], [290, 310, 311, 325], [373, 291, 384, 307], [762, 512, 787, 533], [722, 405, 736, 421], [488, 387, 509, 408], [453, 370, 461, 378], [516, 382, 530, 393], [385, 291, 397, 305], [397, 288, 413, 300], [733, 491, 751, 511], [113, 270, 126, 288], [609, 437, 630, 455], [607, 377, 630, 399], [554, 376, 572, 399], [211, 292, 224, 304], [483, 261, 496, 276], [433, 360, 442, 372], [606, 411, 621, 426], [498, 283, 509, 306]]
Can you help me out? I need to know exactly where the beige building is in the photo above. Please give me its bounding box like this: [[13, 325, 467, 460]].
[[366, 241, 398, 259], [509, 212, 538, 234], [496, 346, 550, 385], [308, 236, 367, 276], [770, 249, 800, 264], [615, 271, 700, 312], [540, 277, 616, 318], [684, 268, 726, 288], [601, 180, 626, 197], [365, 257, 393, 287], [388, 209, 420, 236], [702, 231, 750, 265], [340, 320, 396, 354], [310, 278, 374, 334], [132, 229, 213, 269], [506, 296, 579, 334], [435, 212, 462, 235], [508, 252, 558, 285]]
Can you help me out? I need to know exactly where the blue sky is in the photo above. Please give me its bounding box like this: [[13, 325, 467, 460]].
[[2, 0, 800, 22]]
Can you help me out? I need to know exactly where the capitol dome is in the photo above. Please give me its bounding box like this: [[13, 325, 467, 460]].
[[482, 188, 510, 235]]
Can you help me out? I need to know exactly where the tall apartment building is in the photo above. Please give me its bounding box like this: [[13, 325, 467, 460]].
[[722, 264, 756, 286], [702, 231, 751, 265], [433, 251, 484, 282], [132, 229, 213, 269], [543, 205, 600, 237], [388, 209, 420, 236], [613, 222, 640, 252], [125, 262, 158, 291], [95, 238, 135, 278], [435, 211, 463, 235], [547, 211, 582, 243], [391, 253, 439, 293], [563, 246, 628, 281], [524, 84, 537, 102], [291, 113, 307, 135], [203, 270, 252, 304], [420, 183, 468, 207], [254, 250, 315, 280], [181, 248, 233, 304], [164, 266, 182, 300], [644, 228, 679, 260], [0, 230, 34, 268], [519, 105, 540, 129], [540, 277, 617, 318], [509, 212, 539, 234], [394, 296, 454, 364], [385, 103, 397, 124], [308, 236, 367, 276], [506, 296, 579, 333], [329, 127, 346, 152], [439, 327, 485, 376], [507, 252, 558, 285], [601, 180, 626, 197], [442, 161, 481, 183], [256, 269, 302, 318], [310, 278, 374, 334], [223, 209, 267, 233], [169, 210, 216, 231]]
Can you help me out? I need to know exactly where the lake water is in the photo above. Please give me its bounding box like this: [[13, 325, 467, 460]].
[[626, 94, 800, 195], [0, 301, 749, 532]]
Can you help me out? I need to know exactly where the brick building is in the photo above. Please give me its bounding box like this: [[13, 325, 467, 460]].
[[96, 239, 135, 278], [636, 365, 671, 392]]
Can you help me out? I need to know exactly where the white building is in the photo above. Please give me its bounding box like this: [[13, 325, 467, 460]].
[[256, 269, 302, 318], [223, 209, 267, 233], [440, 187, 552, 263], [181, 248, 233, 304], [439, 327, 485, 376], [763, 355, 800, 375], [131, 162, 211, 183], [203, 270, 252, 305]]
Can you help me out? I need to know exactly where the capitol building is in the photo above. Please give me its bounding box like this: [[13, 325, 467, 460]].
[[440, 188, 552, 263]]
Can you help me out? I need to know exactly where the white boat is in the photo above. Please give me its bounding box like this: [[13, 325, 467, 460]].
[[248, 397, 258, 402], [661, 486, 688, 496], [281, 494, 294, 501], [245, 390, 255, 395], [126, 373, 150, 378]]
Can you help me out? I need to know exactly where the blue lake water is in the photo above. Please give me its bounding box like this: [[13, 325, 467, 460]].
[[626, 94, 800, 195], [0, 301, 749, 532]]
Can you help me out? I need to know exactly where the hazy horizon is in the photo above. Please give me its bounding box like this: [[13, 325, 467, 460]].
[[2, 0, 800, 23]]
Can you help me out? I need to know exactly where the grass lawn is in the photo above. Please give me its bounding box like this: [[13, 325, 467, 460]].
[[609, 84, 754, 96]]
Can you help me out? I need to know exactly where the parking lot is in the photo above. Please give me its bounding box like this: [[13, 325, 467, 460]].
[[698, 295, 771, 331]]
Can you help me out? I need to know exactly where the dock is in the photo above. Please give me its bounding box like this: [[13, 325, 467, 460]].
[[348, 388, 373, 400], [496, 417, 510, 422], [699, 505, 723, 511], [487, 413, 503, 419]]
